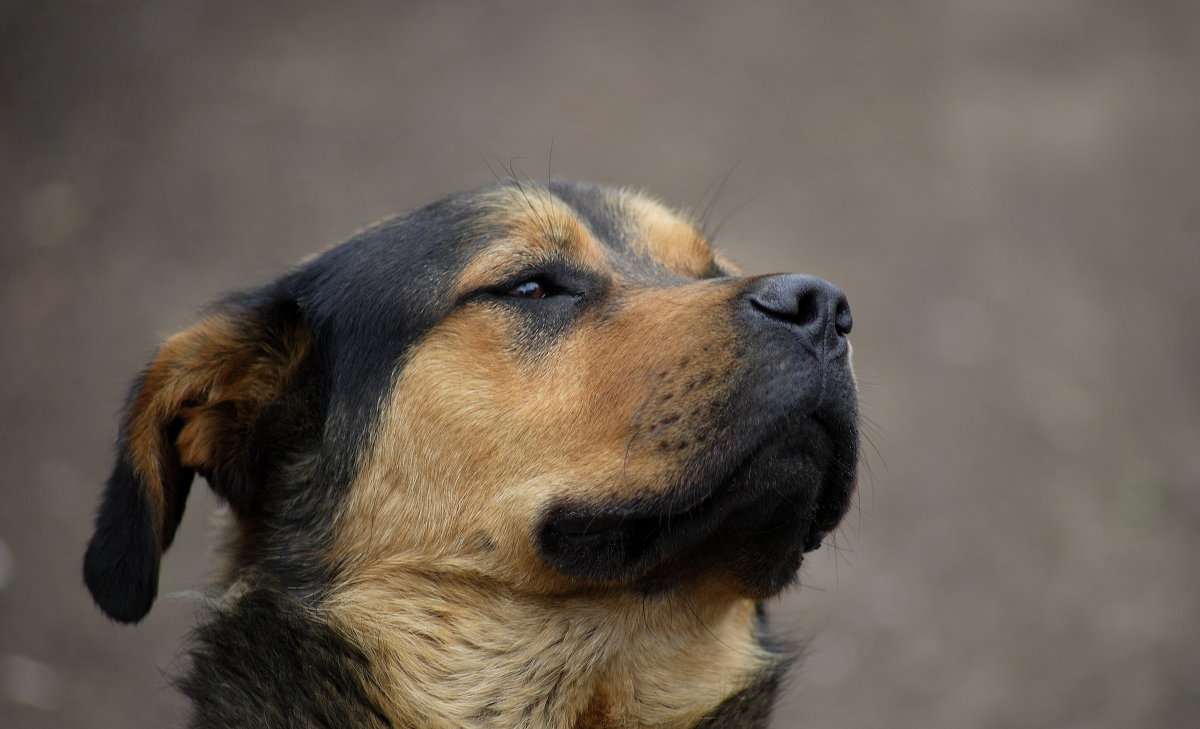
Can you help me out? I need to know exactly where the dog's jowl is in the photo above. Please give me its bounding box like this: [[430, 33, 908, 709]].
[[84, 181, 858, 729]]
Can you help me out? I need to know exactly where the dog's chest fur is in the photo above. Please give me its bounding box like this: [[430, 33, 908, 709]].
[[183, 577, 783, 729], [83, 181, 855, 728], [325, 570, 776, 729]]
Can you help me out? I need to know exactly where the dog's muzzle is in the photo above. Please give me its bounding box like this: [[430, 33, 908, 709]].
[[539, 274, 859, 598]]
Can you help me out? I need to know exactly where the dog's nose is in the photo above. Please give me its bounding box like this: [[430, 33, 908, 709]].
[[746, 274, 852, 354]]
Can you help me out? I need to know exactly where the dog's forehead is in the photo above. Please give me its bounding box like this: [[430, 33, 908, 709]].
[[549, 181, 716, 277], [285, 182, 727, 462], [294, 181, 729, 362], [453, 181, 718, 287]]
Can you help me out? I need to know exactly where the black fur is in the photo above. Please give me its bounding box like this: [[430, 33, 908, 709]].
[[85, 181, 854, 728], [180, 579, 391, 729], [695, 666, 787, 729], [83, 453, 177, 623], [176, 576, 788, 729], [536, 273, 859, 598], [82, 193, 497, 621]]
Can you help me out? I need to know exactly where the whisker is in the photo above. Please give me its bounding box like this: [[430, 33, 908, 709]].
[[710, 186, 770, 244], [696, 160, 741, 237]]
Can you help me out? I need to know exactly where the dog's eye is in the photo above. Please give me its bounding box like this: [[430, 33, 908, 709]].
[[507, 280, 549, 299]]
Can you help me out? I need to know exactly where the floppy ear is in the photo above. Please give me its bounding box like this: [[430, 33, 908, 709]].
[[84, 293, 313, 623]]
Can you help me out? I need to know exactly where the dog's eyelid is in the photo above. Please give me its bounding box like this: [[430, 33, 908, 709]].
[[454, 275, 580, 307], [501, 275, 588, 301], [507, 279, 552, 298], [492, 263, 591, 296]]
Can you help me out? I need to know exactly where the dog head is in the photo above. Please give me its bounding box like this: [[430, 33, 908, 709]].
[[84, 181, 857, 623]]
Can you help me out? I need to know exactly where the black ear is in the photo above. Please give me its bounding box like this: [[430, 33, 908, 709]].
[[83, 450, 191, 623], [84, 292, 312, 623]]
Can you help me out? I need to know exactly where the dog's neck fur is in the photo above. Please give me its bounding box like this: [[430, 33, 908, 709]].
[[321, 563, 775, 729]]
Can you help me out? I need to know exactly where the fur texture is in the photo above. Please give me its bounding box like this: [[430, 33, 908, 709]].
[[84, 180, 858, 728]]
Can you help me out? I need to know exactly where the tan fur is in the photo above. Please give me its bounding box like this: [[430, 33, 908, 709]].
[[329, 569, 766, 729], [124, 313, 311, 547], [330, 279, 742, 586], [619, 191, 717, 279], [83, 182, 850, 727], [326, 192, 767, 727], [712, 251, 745, 276], [456, 187, 612, 294]]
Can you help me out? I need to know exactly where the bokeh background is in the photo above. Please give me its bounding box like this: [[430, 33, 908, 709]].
[[3, 1, 1198, 727]]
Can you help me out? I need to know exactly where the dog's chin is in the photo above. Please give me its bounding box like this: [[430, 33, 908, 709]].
[[536, 416, 858, 599]]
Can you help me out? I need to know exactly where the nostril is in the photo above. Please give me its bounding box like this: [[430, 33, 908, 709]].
[[794, 289, 820, 329], [746, 274, 852, 350], [834, 296, 853, 337]]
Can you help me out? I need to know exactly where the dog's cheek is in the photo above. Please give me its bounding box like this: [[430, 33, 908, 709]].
[[560, 285, 743, 486], [327, 314, 535, 566]]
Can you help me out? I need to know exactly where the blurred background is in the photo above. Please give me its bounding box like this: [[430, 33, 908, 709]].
[[2, 1, 1198, 727]]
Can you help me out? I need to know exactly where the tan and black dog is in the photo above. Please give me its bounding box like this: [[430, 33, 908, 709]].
[[84, 180, 858, 728]]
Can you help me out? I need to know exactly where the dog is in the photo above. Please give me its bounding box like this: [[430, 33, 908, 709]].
[[84, 180, 858, 728]]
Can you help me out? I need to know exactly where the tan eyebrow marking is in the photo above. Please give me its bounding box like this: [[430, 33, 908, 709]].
[[620, 191, 717, 278], [456, 186, 611, 294], [712, 250, 745, 276]]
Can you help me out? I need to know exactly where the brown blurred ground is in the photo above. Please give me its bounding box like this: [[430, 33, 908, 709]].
[[2, 1, 1198, 727]]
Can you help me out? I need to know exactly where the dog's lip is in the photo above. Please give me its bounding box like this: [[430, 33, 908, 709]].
[[544, 461, 802, 553], [545, 413, 847, 540], [543, 438, 758, 543], [544, 490, 721, 538], [545, 512, 632, 539], [547, 513, 611, 535], [537, 408, 857, 591], [801, 529, 829, 553]]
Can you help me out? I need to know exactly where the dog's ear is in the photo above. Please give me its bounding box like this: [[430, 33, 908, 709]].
[[84, 291, 313, 623]]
